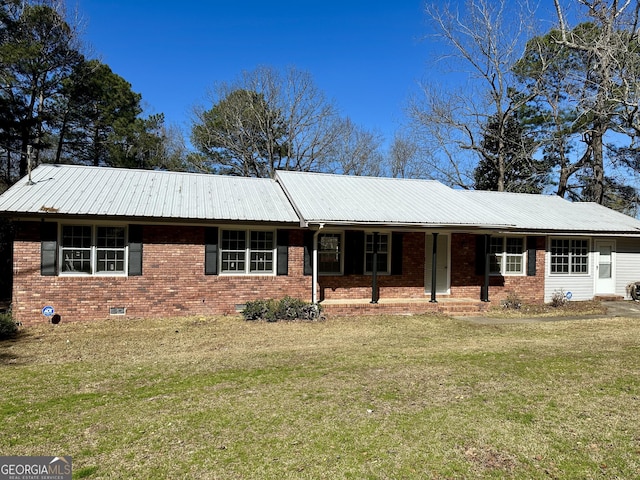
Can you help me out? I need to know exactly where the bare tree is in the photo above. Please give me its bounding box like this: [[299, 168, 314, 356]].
[[327, 117, 384, 176], [407, 0, 541, 190], [191, 65, 343, 177], [554, 0, 640, 203], [389, 132, 426, 179], [516, 0, 640, 206]]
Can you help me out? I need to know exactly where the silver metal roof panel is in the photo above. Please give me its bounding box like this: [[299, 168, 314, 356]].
[[3, 166, 639, 234], [275, 170, 511, 227], [460, 190, 640, 233], [0, 164, 300, 223]]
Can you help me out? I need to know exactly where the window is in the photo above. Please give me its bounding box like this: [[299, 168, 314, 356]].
[[318, 233, 342, 274], [97, 227, 126, 272], [61, 225, 126, 274], [551, 238, 589, 274], [221, 229, 274, 274], [489, 237, 524, 275], [250, 231, 274, 273], [365, 233, 390, 274], [221, 230, 246, 273]]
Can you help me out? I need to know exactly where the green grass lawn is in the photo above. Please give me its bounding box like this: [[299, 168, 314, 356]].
[[1, 313, 639, 479]]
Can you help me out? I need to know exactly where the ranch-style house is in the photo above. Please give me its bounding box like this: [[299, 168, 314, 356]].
[[1, 164, 640, 325]]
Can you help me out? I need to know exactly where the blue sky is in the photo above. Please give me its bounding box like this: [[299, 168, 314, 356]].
[[77, 1, 432, 147]]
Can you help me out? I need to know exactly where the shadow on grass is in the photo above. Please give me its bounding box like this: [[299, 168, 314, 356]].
[[0, 332, 27, 365]]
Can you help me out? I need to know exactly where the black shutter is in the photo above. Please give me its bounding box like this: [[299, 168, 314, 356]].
[[276, 229, 289, 276], [40, 222, 58, 276], [475, 235, 486, 276], [526, 236, 537, 276], [128, 224, 143, 276], [391, 232, 403, 275], [204, 227, 218, 275], [303, 231, 313, 276], [344, 230, 364, 275]]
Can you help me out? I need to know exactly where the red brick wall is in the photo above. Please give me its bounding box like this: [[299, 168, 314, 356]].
[[319, 232, 426, 300], [12, 223, 312, 325], [449, 233, 545, 304], [11, 226, 546, 325], [320, 232, 546, 305]]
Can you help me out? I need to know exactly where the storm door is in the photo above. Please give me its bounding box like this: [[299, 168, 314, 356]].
[[595, 240, 615, 295]]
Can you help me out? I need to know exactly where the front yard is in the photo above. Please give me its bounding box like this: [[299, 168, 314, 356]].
[[1, 313, 639, 478]]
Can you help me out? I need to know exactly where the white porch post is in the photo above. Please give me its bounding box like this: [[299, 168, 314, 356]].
[[430, 232, 439, 303], [312, 226, 323, 304]]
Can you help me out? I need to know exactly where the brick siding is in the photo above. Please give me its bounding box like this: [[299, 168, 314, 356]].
[[449, 233, 545, 304], [11, 224, 546, 325], [319, 232, 425, 300], [12, 223, 311, 325]]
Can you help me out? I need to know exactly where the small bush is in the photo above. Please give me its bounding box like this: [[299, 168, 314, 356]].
[[276, 296, 309, 320], [242, 299, 271, 321], [501, 292, 522, 310], [242, 297, 323, 321], [0, 312, 18, 339], [550, 289, 567, 308]]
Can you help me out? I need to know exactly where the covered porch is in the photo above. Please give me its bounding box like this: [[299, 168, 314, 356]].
[[310, 229, 500, 310], [308, 227, 546, 313]]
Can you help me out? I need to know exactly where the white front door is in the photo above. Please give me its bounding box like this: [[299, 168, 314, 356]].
[[595, 240, 616, 294], [425, 234, 449, 294]]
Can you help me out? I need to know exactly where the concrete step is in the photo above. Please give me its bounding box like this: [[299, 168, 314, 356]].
[[321, 299, 489, 317], [594, 295, 624, 301]]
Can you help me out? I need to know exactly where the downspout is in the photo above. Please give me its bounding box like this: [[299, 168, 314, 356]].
[[312, 224, 324, 304]]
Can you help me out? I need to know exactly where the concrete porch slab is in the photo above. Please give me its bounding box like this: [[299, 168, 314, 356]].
[[320, 297, 490, 317]]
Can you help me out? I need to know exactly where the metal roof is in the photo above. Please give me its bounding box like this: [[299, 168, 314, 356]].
[[460, 190, 640, 233], [275, 170, 511, 227], [0, 164, 300, 223], [2, 166, 640, 234]]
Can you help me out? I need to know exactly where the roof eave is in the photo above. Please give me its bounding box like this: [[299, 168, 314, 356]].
[[0, 211, 301, 227], [302, 220, 514, 230]]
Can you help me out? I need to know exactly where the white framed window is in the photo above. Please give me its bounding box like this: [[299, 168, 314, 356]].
[[318, 232, 342, 275], [250, 231, 274, 273], [489, 237, 525, 275], [550, 238, 589, 274], [365, 233, 390, 274], [220, 229, 275, 274], [61, 225, 126, 275]]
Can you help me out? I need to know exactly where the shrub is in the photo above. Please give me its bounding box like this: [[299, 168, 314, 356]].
[[276, 296, 309, 320], [0, 312, 18, 340], [242, 299, 271, 321], [550, 289, 567, 308], [501, 292, 522, 310], [242, 297, 323, 321], [299, 303, 322, 320]]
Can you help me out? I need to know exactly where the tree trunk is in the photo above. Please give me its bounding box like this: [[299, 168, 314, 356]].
[[5, 150, 12, 186], [34, 90, 45, 165], [590, 123, 606, 204], [557, 166, 569, 198], [55, 110, 70, 164], [497, 147, 506, 192], [19, 132, 29, 178]]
